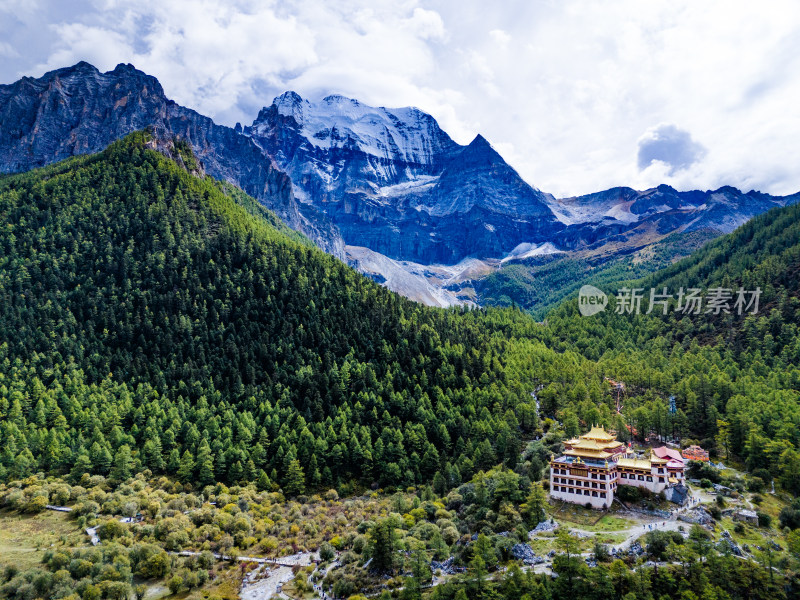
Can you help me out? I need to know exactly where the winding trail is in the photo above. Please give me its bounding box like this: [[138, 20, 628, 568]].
[[174, 550, 316, 569]]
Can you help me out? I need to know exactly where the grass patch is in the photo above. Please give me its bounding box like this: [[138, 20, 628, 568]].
[[592, 532, 628, 545], [581, 515, 636, 532], [752, 493, 786, 521], [551, 503, 610, 526], [551, 504, 634, 532], [0, 508, 85, 570], [527, 536, 558, 555], [721, 516, 786, 554], [181, 563, 242, 599]]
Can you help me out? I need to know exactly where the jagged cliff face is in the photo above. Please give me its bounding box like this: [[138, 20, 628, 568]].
[[247, 92, 562, 264], [0, 62, 344, 257]]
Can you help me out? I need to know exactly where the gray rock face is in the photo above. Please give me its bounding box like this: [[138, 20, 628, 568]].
[[511, 543, 544, 565], [247, 92, 562, 264], [0, 62, 343, 257], [549, 184, 800, 251]]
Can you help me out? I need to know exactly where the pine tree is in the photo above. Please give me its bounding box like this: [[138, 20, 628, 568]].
[[432, 471, 446, 496], [369, 519, 397, 574], [111, 445, 132, 481], [474, 534, 496, 570], [256, 469, 271, 492], [70, 453, 93, 483], [177, 450, 195, 483], [469, 554, 488, 599], [143, 438, 165, 473], [524, 482, 547, 528], [228, 460, 243, 483], [283, 459, 306, 496], [195, 441, 215, 486], [166, 449, 180, 475]]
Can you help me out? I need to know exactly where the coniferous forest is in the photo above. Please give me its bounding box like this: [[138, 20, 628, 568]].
[[0, 133, 545, 492], [1, 134, 800, 599]]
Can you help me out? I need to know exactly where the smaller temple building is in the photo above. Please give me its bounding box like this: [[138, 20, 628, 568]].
[[652, 446, 687, 485], [682, 445, 710, 462]]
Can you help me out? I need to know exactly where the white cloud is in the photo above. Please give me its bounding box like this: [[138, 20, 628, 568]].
[[408, 7, 446, 40], [2, 0, 800, 197], [637, 124, 706, 175], [0, 42, 18, 58]]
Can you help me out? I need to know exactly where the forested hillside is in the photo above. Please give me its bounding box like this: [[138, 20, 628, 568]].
[[0, 133, 557, 493], [534, 201, 800, 490], [475, 229, 719, 317]]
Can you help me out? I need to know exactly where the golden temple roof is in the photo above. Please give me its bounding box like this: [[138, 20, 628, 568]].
[[617, 457, 653, 470], [560, 426, 624, 461], [583, 425, 616, 442], [564, 447, 612, 459], [572, 438, 604, 450]]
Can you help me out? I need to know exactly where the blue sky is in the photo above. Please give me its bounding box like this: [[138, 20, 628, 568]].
[[2, 0, 799, 197]]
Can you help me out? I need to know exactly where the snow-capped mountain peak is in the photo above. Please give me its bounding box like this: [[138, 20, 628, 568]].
[[253, 91, 458, 167], [273, 90, 306, 123]]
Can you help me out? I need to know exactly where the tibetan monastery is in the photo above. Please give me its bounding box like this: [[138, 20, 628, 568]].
[[549, 426, 686, 509]]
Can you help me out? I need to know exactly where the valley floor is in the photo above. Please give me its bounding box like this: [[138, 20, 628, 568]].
[[1, 460, 791, 600]]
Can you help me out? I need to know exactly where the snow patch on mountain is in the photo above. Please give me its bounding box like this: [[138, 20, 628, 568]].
[[375, 175, 439, 198], [604, 202, 640, 224], [548, 197, 639, 225], [345, 246, 495, 307], [501, 242, 564, 263]]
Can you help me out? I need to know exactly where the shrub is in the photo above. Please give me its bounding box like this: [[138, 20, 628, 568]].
[[167, 576, 184, 595], [646, 530, 683, 560], [442, 526, 459, 546], [687, 462, 721, 483], [329, 535, 345, 550], [616, 485, 643, 503], [24, 496, 48, 513], [165, 530, 190, 551], [97, 520, 126, 540], [593, 542, 610, 562], [136, 552, 170, 579], [757, 512, 772, 528], [333, 578, 355, 598], [101, 581, 131, 600], [752, 468, 772, 483], [780, 504, 800, 530], [319, 542, 335, 561]]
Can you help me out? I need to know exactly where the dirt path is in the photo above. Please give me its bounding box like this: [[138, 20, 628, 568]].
[[240, 564, 295, 600], [174, 550, 316, 568], [235, 552, 318, 600]]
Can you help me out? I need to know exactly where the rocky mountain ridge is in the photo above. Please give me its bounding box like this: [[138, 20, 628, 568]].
[[2, 62, 797, 308]]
